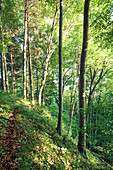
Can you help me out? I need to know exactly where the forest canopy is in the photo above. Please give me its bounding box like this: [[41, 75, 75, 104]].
[[0, 0, 113, 169]]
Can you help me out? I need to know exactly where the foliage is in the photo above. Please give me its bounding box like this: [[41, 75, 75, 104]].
[[0, 91, 112, 169], [0, 0, 113, 169]]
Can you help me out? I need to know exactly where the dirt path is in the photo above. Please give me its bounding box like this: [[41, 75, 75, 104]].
[[0, 106, 21, 169]]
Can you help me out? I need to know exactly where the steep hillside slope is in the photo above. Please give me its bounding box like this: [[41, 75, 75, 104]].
[[0, 91, 112, 169]]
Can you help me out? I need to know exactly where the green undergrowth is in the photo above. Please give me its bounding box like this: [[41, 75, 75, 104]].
[[0, 91, 112, 169]]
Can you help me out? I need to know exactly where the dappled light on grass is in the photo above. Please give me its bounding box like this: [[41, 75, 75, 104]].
[[17, 99, 31, 107], [32, 133, 74, 169], [0, 91, 112, 169]]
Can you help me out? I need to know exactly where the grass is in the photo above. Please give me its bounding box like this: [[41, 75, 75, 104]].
[[0, 90, 112, 169]]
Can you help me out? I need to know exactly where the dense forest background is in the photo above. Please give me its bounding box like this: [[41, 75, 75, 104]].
[[0, 0, 113, 169]]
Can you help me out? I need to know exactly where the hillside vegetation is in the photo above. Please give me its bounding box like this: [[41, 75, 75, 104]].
[[0, 91, 112, 169]]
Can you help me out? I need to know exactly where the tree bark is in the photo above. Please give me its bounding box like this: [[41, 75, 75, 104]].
[[57, 0, 63, 135], [0, 1, 4, 90], [68, 89, 77, 134], [78, 0, 90, 156], [1, 4, 6, 91], [13, 67, 16, 93], [87, 66, 108, 148], [10, 49, 15, 93], [2, 30, 9, 92], [62, 71, 72, 95], [10, 30, 16, 94], [23, 0, 28, 100], [26, 58, 29, 98], [36, 68, 39, 102], [68, 70, 79, 134], [1, 53, 5, 90], [38, 6, 58, 105], [2, 28, 9, 93], [27, 11, 35, 107], [42, 85, 45, 105], [3, 53, 9, 92]]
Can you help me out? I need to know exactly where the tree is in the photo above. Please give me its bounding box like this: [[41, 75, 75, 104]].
[[9, 30, 16, 94], [3, 52, 9, 92], [0, 0, 20, 93], [38, 5, 58, 105], [90, 0, 113, 49], [27, 8, 35, 107], [0, 0, 3, 90], [78, 0, 90, 156], [57, 0, 63, 135], [1, 28, 9, 92], [0, 0, 9, 92], [23, 0, 28, 100]]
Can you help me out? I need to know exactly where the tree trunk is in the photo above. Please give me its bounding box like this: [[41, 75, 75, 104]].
[[36, 68, 39, 102], [3, 53, 9, 92], [13, 67, 16, 93], [27, 11, 35, 107], [0, 1, 4, 90], [68, 89, 77, 134], [78, 0, 90, 156], [1, 53, 5, 90], [87, 67, 108, 148], [1, 17, 6, 91], [23, 0, 28, 100], [10, 30, 16, 94], [38, 6, 58, 105], [57, 0, 63, 135], [26, 58, 29, 98], [10, 49, 15, 93], [68, 72, 79, 134], [42, 86, 45, 105]]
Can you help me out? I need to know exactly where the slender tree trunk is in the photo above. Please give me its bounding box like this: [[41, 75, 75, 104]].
[[38, 7, 73, 105], [0, 1, 3, 90], [70, 76, 75, 113], [68, 89, 77, 134], [86, 92, 92, 148], [36, 68, 39, 102], [1, 53, 5, 90], [0, 0, 8, 92], [68, 73, 79, 134], [68, 53, 79, 134], [88, 97, 93, 149], [3, 53, 9, 92], [13, 67, 16, 93], [23, 0, 28, 100], [86, 67, 108, 148], [57, 0, 63, 135], [2, 30, 9, 93], [1, 19, 6, 91], [42, 86, 45, 105], [95, 93, 101, 134], [26, 58, 29, 98], [62, 72, 72, 96], [1, 0, 9, 92], [0, 22, 2, 90], [10, 30, 16, 94], [27, 11, 35, 107], [10, 49, 14, 93], [38, 6, 58, 105], [78, 0, 90, 156]]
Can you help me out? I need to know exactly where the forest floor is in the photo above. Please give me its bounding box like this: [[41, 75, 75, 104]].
[[0, 91, 112, 169]]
